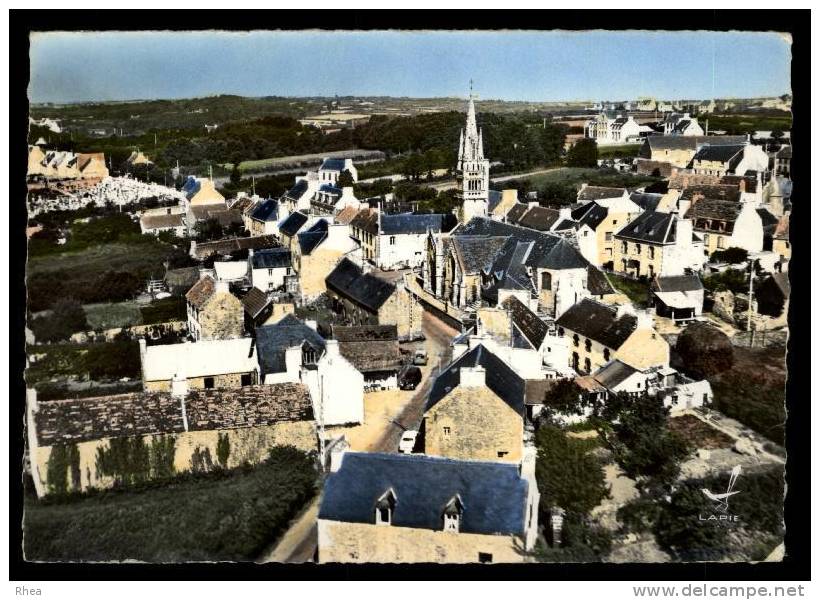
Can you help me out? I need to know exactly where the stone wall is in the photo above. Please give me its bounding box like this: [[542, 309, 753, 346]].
[[199, 292, 244, 340], [70, 320, 187, 344], [318, 520, 528, 564], [145, 371, 254, 392]]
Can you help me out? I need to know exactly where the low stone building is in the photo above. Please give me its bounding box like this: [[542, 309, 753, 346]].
[[293, 220, 361, 300], [140, 337, 259, 391], [326, 258, 423, 341], [190, 234, 280, 261], [249, 247, 293, 293], [317, 450, 539, 563], [423, 344, 526, 464], [612, 211, 704, 278], [650, 273, 704, 322], [186, 275, 244, 341], [332, 325, 403, 391], [26, 383, 316, 497]]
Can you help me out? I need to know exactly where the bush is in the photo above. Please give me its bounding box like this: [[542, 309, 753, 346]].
[[566, 139, 598, 168], [675, 322, 734, 379], [140, 296, 187, 324], [29, 298, 89, 342], [711, 247, 749, 265], [23, 445, 318, 562]]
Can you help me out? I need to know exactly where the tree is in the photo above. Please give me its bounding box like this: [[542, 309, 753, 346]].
[[229, 160, 242, 187], [30, 298, 89, 343], [216, 433, 231, 468], [604, 394, 689, 487], [566, 139, 598, 168], [541, 379, 588, 418], [194, 218, 225, 242], [770, 129, 784, 141], [534, 425, 609, 516], [337, 169, 355, 188], [675, 322, 734, 379], [710, 246, 748, 264]]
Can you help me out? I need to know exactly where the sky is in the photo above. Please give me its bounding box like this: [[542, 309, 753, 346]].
[[29, 30, 792, 104]]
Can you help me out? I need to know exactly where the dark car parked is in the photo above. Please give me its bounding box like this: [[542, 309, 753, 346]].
[[399, 366, 422, 391]]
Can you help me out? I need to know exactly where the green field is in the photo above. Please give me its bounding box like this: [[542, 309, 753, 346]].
[[24, 446, 318, 562], [83, 302, 144, 330], [608, 273, 650, 306], [519, 167, 600, 187], [597, 144, 642, 159]]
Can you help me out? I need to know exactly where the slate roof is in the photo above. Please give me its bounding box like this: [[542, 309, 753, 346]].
[[335, 205, 361, 225], [553, 219, 577, 231], [672, 119, 692, 134], [775, 145, 792, 159], [34, 385, 313, 446], [578, 186, 625, 202], [555, 298, 638, 350], [251, 247, 292, 269], [320, 158, 347, 172], [318, 184, 343, 198], [770, 272, 790, 298], [593, 360, 639, 390], [577, 203, 609, 230], [679, 184, 740, 203], [487, 189, 503, 213], [615, 211, 677, 244], [332, 325, 402, 372], [691, 144, 744, 164], [643, 135, 746, 151], [517, 206, 561, 232], [278, 211, 309, 238], [250, 198, 279, 222], [503, 296, 548, 350], [350, 209, 379, 235], [451, 236, 510, 274], [505, 203, 529, 223], [282, 179, 309, 201], [298, 219, 329, 255], [380, 213, 447, 235], [629, 192, 664, 212], [426, 344, 526, 414], [141, 213, 185, 230], [242, 287, 272, 319], [186, 276, 216, 308], [325, 258, 396, 312], [255, 314, 326, 376], [757, 208, 780, 233], [192, 235, 280, 259], [319, 452, 529, 536], [651, 274, 703, 293], [587, 265, 615, 296], [684, 199, 741, 223]]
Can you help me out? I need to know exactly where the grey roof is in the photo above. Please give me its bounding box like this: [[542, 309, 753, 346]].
[[250, 198, 279, 222], [505, 203, 529, 223], [503, 296, 548, 349], [318, 184, 343, 197], [255, 314, 326, 376], [673, 119, 692, 133], [320, 158, 347, 171], [278, 211, 309, 237], [251, 247, 292, 269], [283, 179, 309, 201], [318, 452, 529, 536], [578, 186, 625, 202], [555, 298, 638, 350], [757, 208, 780, 231], [380, 213, 448, 235], [577, 203, 609, 230], [426, 344, 526, 414], [587, 265, 615, 296], [691, 144, 744, 164], [487, 189, 503, 212], [242, 287, 272, 319], [297, 219, 329, 255], [517, 206, 562, 232], [643, 135, 747, 151], [325, 258, 396, 312], [593, 360, 639, 390], [776, 145, 792, 159], [652, 273, 703, 293], [616, 210, 677, 244], [629, 192, 664, 212], [553, 219, 577, 231], [685, 199, 741, 224], [451, 236, 510, 274]]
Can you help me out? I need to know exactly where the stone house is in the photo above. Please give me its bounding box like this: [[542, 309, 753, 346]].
[[636, 135, 747, 169], [248, 198, 286, 237], [249, 247, 293, 293], [26, 383, 316, 497], [349, 208, 380, 262], [350, 212, 455, 270], [612, 211, 704, 278], [684, 198, 764, 256], [774, 145, 791, 178], [650, 273, 704, 322], [140, 337, 259, 391], [293, 219, 362, 300], [189, 234, 280, 261], [326, 258, 423, 341], [241, 286, 273, 331], [332, 325, 403, 391], [139, 210, 187, 238], [310, 185, 362, 216], [255, 314, 364, 426], [186, 275, 244, 341], [689, 143, 769, 177], [585, 113, 643, 145], [573, 195, 643, 269], [318, 157, 358, 186], [277, 211, 312, 252], [317, 449, 539, 563], [662, 112, 704, 136], [555, 298, 670, 374], [423, 344, 526, 464]]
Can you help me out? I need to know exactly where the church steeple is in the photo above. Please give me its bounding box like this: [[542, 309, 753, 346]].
[[455, 87, 490, 222]]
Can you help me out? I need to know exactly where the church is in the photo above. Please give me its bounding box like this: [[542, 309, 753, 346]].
[[456, 95, 491, 223]]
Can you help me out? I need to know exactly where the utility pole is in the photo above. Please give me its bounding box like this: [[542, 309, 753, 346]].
[[318, 374, 326, 472], [747, 261, 756, 346]]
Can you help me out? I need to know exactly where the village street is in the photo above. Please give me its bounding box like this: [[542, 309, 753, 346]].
[[259, 310, 459, 563]]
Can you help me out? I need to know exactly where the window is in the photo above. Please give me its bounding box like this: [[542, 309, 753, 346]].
[[612, 220, 618, 225], [241, 374, 252, 387], [635, 243, 642, 255], [389, 236, 396, 245], [375, 489, 396, 526], [478, 553, 493, 564], [268, 282, 274, 291], [605, 232, 613, 241], [584, 357, 591, 373], [204, 377, 215, 389], [268, 268, 273, 276], [648, 246, 655, 259], [606, 248, 613, 257], [717, 236, 726, 249], [443, 426, 451, 437], [703, 233, 710, 245], [603, 348, 610, 361], [584, 339, 592, 352], [497, 451, 509, 458], [621, 241, 628, 253], [573, 334, 579, 347], [541, 271, 552, 290], [285, 267, 292, 275]]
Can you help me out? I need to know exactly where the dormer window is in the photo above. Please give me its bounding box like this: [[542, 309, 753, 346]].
[[302, 342, 318, 366], [375, 488, 397, 526], [442, 495, 464, 533]]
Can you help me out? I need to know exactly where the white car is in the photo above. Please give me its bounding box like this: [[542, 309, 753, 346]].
[[398, 430, 418, 454]]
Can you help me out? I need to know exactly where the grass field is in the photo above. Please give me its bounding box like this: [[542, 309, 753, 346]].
[[24, 447, 318, 562], [598, 144, 642, 159], [83, 302, 144, 330], [519, 167, 600, 187], [607, 273, 650, 306], [27, 242, 171, 278]]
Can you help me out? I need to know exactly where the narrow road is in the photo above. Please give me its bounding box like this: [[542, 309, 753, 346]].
[[258, 309, 458, 563]]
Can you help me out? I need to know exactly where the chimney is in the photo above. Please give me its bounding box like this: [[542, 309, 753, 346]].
[[520, 445, 537, 479], [324, 339, 340, 358], [171, 372, 189, 399], [328, 436, 350, 473], [138, 338, 148, 389], [459, 366, 486, 388], [215, 280, 230, 294]]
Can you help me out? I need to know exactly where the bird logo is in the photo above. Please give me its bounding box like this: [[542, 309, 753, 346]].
[[702, 465, 742, 513]]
